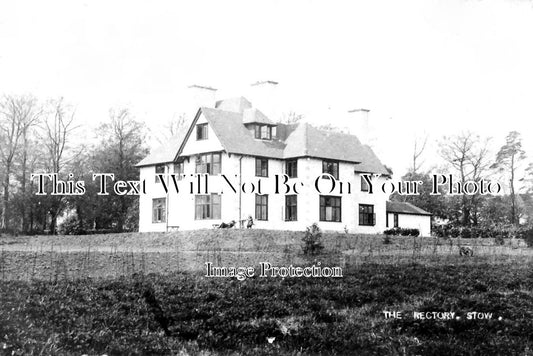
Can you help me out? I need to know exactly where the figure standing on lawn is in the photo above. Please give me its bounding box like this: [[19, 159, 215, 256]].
[[246, 216, 254, 229]]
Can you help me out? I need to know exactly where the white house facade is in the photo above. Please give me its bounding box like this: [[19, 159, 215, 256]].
[[137, 96, 402, 234]]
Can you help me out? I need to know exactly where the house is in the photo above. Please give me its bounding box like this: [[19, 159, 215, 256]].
[[136, 96, 399, 233], [385, 201, 432, 236]]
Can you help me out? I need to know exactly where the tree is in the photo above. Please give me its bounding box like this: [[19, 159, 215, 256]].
[[154, 113, 188, 145], [521, 162, 533, 194], [439, 132, 475, 226], [491, 131, 526, 225], [411, 135, 428, 174], [439, 132, 492, 226], [390, 171, 447, 220], [478, 195, 515, 226], [466, 137, 491, 226], [92, 108, 148, 231], [0, 95, 41, 231], [40, 98, 78, 234], [279, 111, 304, 125]]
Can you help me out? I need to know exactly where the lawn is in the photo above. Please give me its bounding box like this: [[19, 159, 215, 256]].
[[0, 230, 532, 355]]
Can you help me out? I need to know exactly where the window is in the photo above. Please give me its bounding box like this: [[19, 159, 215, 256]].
[[359, 204, 375, 226], [255, 158, 268, 177], [285, 195, 297, 221], [155, 164, 165, 183], [152, 198, 166, 223], [196, 153, 221, 175], [196, 123, 208, 140], [254, 124, 272, 140], [394, 213, 399, 228], [319, 196, 341, 222], [286, 160, 297, 178], [195, 194, 221, 220], [255, 194, 268, 220], [322, 160, 339, 180], [261, 125, 271, 140], [174, 161, 184, 180], [361, 175, 370, 192]]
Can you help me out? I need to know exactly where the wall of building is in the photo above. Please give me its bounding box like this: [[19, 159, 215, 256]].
[[386, 212, 431, 236], [139, 151, 390, 234]]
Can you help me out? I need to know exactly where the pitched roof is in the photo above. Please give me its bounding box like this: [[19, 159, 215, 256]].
[[386, 201, 432, 216], [281, 123, 389, 175], [201, 107, 287, 158], [136, 130, 187, 167], [136, 99, 390, 176], [242, 108, 274, 124]]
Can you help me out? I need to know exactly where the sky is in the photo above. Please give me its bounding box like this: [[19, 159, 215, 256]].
[[1, 0, 532, 178]]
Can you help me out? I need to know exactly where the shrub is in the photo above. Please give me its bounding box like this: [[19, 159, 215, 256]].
[[461, 228, 472, 239], [523, 229, 533, 248], [382, 227, 419, 237], [58, 215, 86, 235], [409, 228, 420, 237], [449, 227, 461, 238], [494, 233, 505, 246], [302, 223, 324, 255], [383, 228, 398, 236]]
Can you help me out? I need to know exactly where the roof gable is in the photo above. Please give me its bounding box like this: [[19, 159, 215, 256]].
[[179, 111, 225, 156]]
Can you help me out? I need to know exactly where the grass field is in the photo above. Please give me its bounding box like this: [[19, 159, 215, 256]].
[[1, 230, 532, 355]]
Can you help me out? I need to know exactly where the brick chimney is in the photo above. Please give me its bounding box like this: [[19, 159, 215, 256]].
[[249, 80, 279, 122], [346, 108, 375, 146]]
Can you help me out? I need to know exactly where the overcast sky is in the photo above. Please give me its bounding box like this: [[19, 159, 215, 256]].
[[1, 0, 532, 178]]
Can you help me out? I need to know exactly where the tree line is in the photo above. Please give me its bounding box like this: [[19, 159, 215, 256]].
[[394, 131, 533, 228], [1, 96, 531, 235], [0, 95, 152, 235]]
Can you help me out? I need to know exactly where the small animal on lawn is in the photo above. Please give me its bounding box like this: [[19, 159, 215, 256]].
[[218, 220, 236, 229], [246, 216, 254, 229], [459, 246, 473, 256]]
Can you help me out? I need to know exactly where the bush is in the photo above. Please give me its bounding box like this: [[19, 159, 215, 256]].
[[302, 223, 324, 255], [523, 229, 533, 248], [461, 228, 472, 239], [435, 225, 533, 243], [58, 215, 86, 235], [383, 228, 398, 236], [382, 227, 419, 237], [408, 228, 420, 237], [449, 227, 461, 238]]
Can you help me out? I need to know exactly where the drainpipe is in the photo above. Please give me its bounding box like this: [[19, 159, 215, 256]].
[[165, 164, 169, 232], [239, 156, 243, 228]]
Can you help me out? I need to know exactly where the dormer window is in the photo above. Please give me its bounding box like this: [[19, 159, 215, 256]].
[[196, 123, 208, 140], [254, 124, 273, 140]]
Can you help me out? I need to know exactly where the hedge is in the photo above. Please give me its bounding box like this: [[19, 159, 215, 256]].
[[383, 227, 420, 237]]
